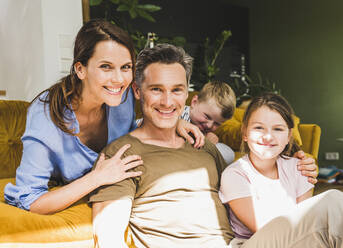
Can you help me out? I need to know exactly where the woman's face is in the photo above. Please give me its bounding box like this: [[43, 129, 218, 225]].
[[75, 40, 133, 107]]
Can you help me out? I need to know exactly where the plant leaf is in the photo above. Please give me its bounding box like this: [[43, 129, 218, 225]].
[[129, 8, 138, 18], [110, 0, 120, 4], [89, 0, 103, 6], [137, 9, 155, 22], [221, 30, 232, 40], [137, 4, 161, 12], [117, 4, 130, 11]]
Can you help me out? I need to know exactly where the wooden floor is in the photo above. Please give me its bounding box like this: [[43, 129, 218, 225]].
[[313, 182, 343, 195]]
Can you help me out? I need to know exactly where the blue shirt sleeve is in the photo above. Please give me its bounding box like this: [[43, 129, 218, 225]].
[[4, 97, 61, 210], [4, 88, 137, 211]]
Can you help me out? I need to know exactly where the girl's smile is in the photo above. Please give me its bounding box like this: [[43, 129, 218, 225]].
[[244, 106, 291, 161]]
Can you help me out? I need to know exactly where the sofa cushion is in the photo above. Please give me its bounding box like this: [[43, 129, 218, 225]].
[[0, 100, 29, 179], [0, 178, 93, 247], [0, 178, 136, 248]]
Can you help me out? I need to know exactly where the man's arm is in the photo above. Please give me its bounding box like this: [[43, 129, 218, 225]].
[[92, 199, 132, 248], [294, 150, 318, 184]]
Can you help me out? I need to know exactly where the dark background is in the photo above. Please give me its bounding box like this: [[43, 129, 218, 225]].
[[90, 0, 250, 86]]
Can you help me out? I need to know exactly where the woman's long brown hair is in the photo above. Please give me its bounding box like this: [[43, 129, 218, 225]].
[[31, 19, 136, 135]]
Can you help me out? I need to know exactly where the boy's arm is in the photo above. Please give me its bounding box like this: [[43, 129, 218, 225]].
[[176, 119, 205, 148], [206, 132, 219, 144], [93, 199, 132, 248]]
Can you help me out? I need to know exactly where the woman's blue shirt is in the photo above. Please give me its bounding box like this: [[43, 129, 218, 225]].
[[4, 89, 137, 210]]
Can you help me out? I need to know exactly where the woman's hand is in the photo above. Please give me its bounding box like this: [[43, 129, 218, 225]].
[[92, 144, 143, 187], [176, 119, 205, 148], [30, 144, 142, 215], [294, 150, 318, 184]]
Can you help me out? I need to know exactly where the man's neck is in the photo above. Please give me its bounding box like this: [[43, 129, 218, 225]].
[[131, 122, 185, 149]]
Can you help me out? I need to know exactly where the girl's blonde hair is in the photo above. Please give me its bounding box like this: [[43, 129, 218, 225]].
[[240, 92, 300, 157]]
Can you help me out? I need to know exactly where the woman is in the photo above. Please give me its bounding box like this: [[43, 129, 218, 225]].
[[4, 19, 203, 215]]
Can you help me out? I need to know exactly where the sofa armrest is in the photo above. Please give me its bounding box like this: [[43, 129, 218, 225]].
[[298, 124, 321, 162]]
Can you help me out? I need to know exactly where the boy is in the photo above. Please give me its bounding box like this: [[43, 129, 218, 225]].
[[181, 81, 236, 164]]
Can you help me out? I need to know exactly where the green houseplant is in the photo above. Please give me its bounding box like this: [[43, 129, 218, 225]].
[[191, 30, 232, 91], [89, 0, 186, 53]]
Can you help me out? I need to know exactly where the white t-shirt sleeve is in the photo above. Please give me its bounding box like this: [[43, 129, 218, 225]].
[[294, 159, 314, 197], [219, 163, 253, 204]]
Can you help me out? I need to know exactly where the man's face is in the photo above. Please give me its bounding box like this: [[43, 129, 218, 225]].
[[133, 62, 188, 130]]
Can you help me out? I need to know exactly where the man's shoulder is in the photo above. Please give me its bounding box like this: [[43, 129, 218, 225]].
[[102, 134, 141, 157], [201, 139, 229, 173], [202, 139, 219, 155]]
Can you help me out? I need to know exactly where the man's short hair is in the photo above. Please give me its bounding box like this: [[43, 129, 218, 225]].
[[135, 43, 193, 86], [198, 81, 236, 120]]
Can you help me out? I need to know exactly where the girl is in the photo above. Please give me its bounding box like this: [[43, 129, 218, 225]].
[[220, 92, 343, 247], [4, 19, 203, 215]]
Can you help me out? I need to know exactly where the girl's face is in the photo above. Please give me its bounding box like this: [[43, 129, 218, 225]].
[[75, 40, 133, 108], [244, 106, 291, 161]]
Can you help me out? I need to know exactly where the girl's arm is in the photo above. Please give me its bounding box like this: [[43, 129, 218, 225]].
[[220, 164, 258, 233], [30, 145, 142, 215], [227, 197, 258, 233], [296, 189, 313, 204]]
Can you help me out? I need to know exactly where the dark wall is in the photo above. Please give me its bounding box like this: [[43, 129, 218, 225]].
[[130, 0, 249, 49], [90, 0, 249, 85], [248, 0, 343, 168]]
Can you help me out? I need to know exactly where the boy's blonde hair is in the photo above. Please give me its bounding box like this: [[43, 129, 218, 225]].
[[197, 81, 236, 120]]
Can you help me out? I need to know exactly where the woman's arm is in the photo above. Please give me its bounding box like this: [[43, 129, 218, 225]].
[[30, 144, 142, 214], [227, 197, 258, 233]]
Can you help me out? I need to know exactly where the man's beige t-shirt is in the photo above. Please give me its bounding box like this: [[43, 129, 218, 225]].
[[89, 134, 234, 247]]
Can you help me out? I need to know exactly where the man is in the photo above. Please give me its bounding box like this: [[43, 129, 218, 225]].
[[90, 44, 234, 247], [89, 44, 321, 247]]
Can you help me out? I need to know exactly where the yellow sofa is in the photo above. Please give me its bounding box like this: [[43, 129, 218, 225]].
[[0, 97, 321, 247]]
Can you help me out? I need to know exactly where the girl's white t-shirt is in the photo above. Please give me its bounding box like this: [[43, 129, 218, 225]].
[[219, 155, 314, 239]]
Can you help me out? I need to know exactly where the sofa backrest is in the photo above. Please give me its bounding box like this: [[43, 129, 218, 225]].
[[0, 92, 199, 179], [0, 100, 29, 179], [0, 94, 315, 179]]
